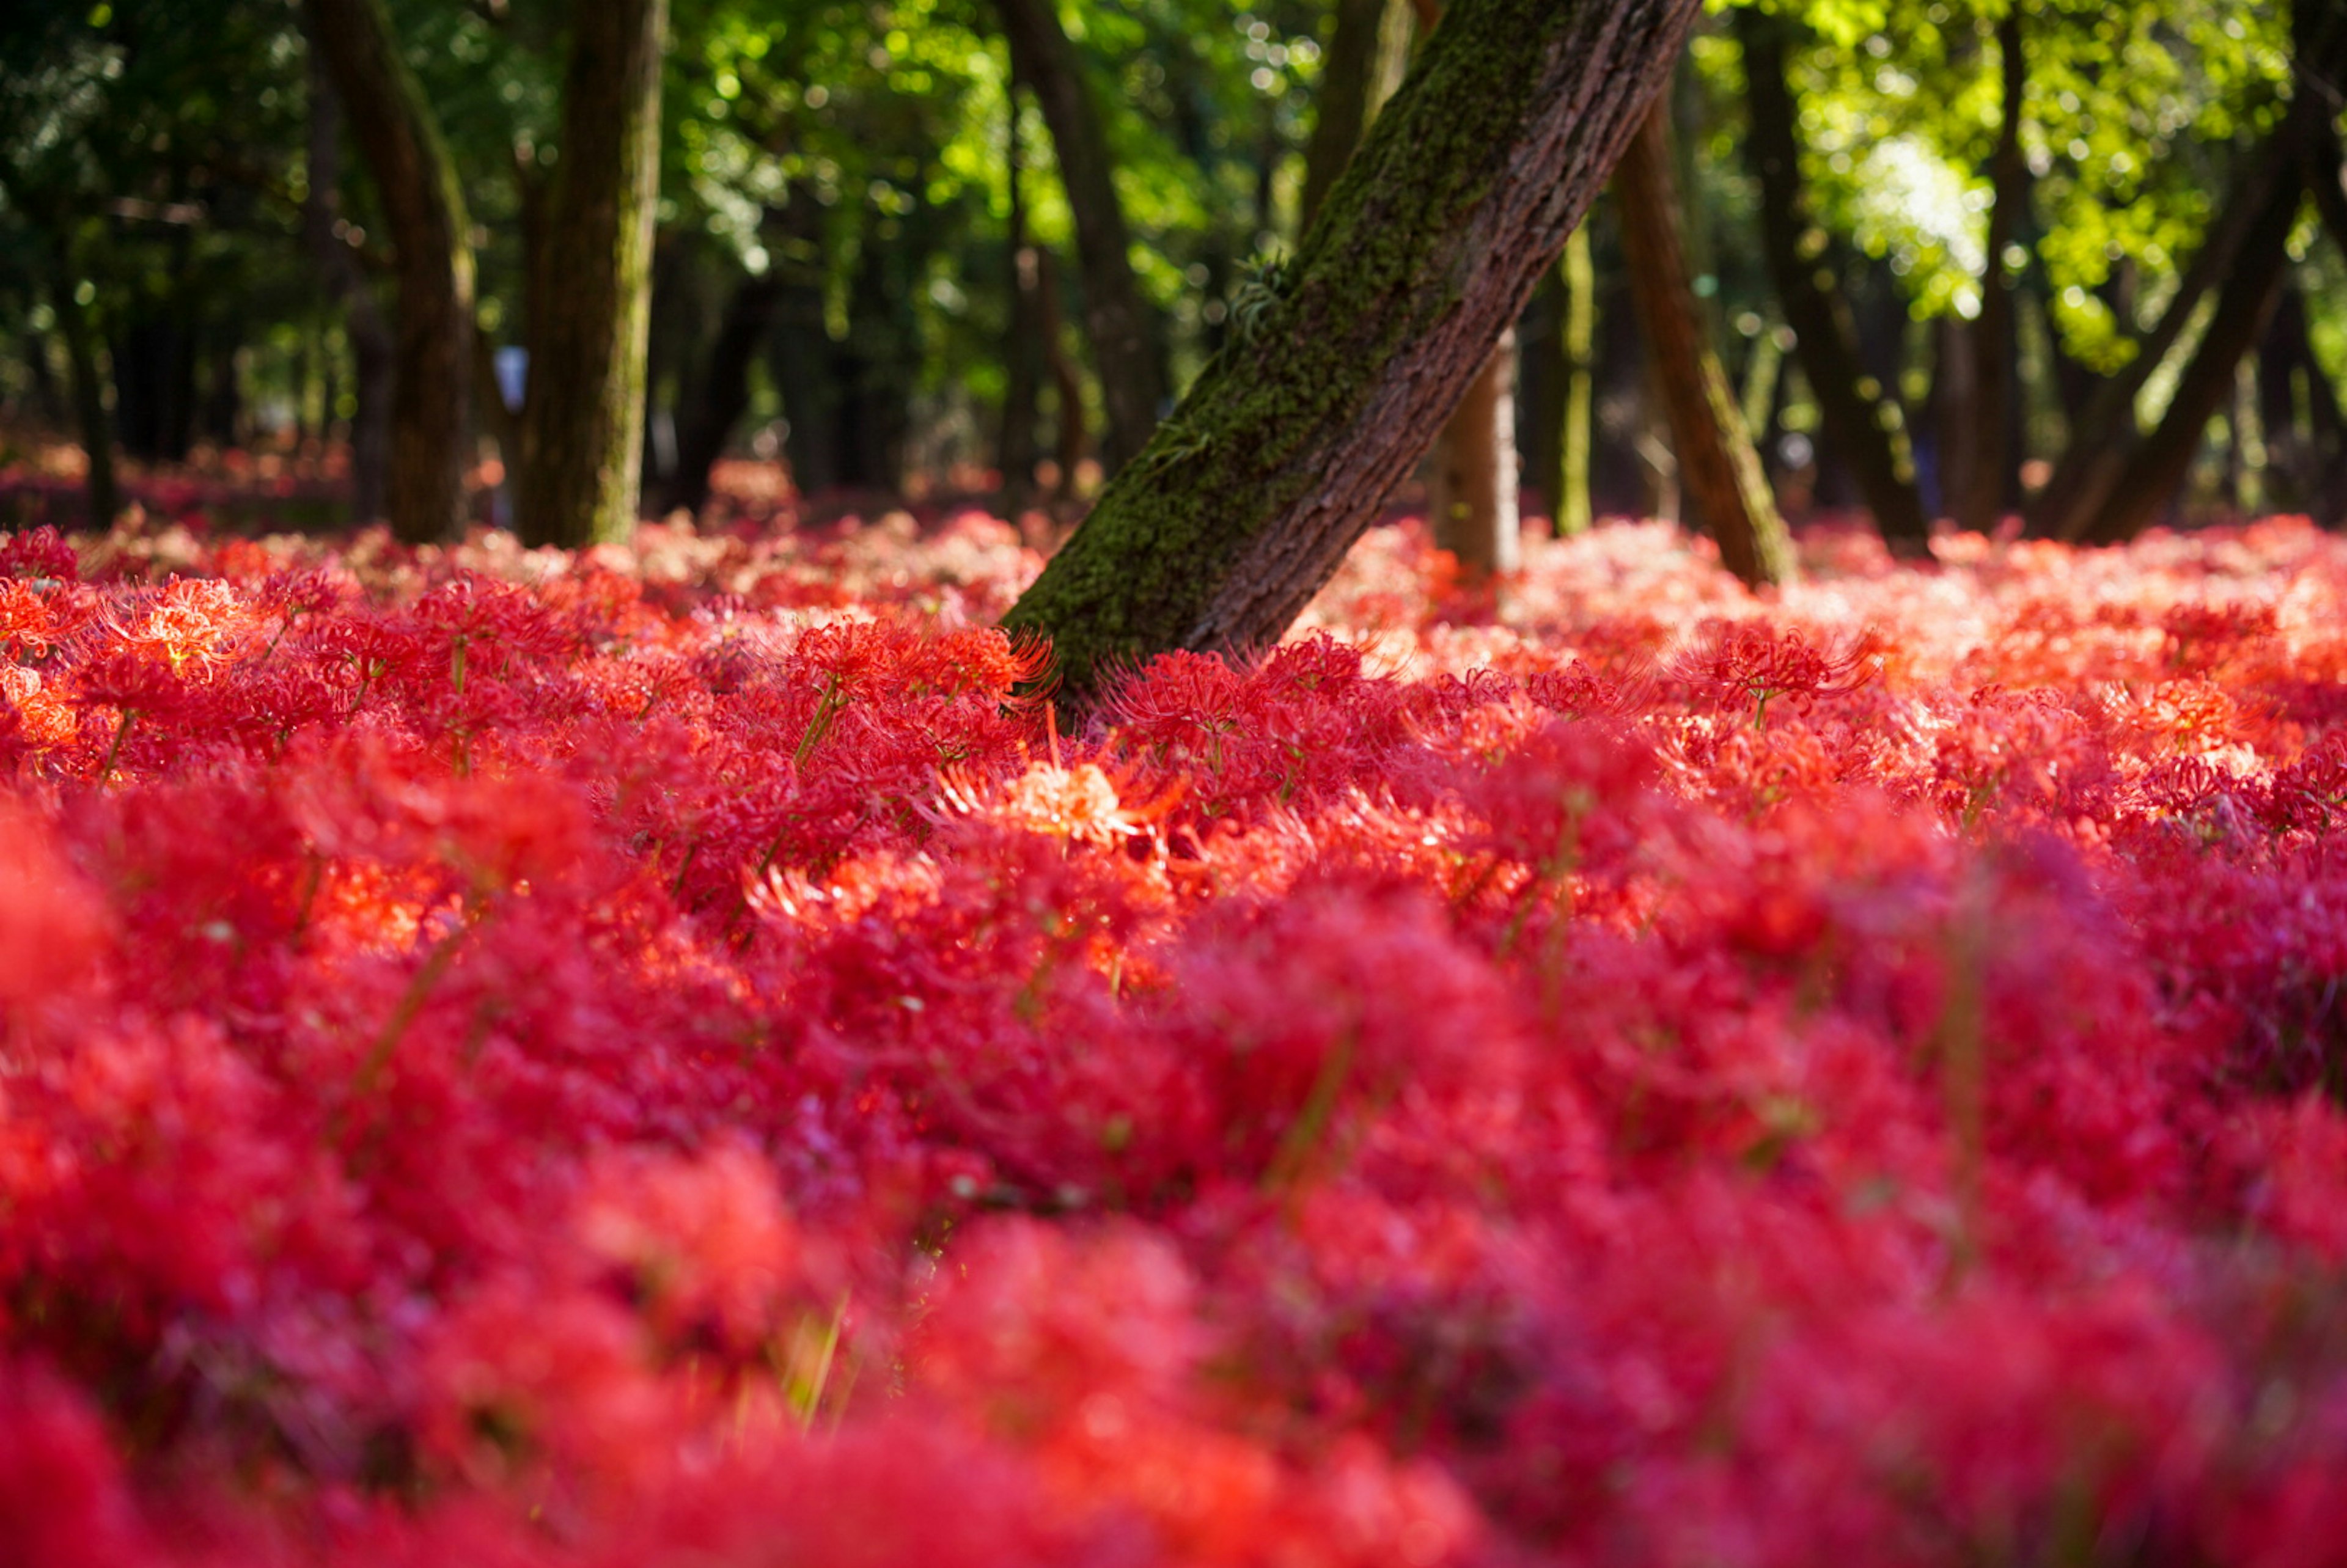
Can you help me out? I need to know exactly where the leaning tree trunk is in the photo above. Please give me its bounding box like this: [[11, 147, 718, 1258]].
[[1734, 7, 1930, 554], [994, 0, 1165, 478], [514, 0, 668, 548], [2026, 123, 2298, 538], [1614, 98, 1793, 588], [306, 0, 474, 545], [1002, 0, 1705, 694], [303, 32, 393, 525], [1949, 12, 2026, 534], [2069, 0, 2347, 544], [2076, 156, 2304, 544]]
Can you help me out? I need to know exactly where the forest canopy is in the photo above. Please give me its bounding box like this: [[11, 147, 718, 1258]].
[[0, 0, 2334, 579]]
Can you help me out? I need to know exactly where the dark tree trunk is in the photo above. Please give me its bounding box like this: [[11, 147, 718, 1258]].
[[659, 268, 780, 517], [52, 261, 116, 528], [1299, 0, 1413, 231], [1614, 99, 1793, 588], [306, 0, 474, 544], [1949, 12, 2026, 533], [2025, 142, 2291, 538], [2066, 0, 2347, 543], [514, 0, 669, 548], [999, 79, 1043, 515], [1734, 7, 1930, 553], [1003, 0, 1706, 693], [1037, 245, 1089, 501], [2258, 281, 2322, 512], [302, 33, 393, 524], [1518, 268, 1568, 526], [994, 0, 1166, 476], [200, 323, 242, 449]]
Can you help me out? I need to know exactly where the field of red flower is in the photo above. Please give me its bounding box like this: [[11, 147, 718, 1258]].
[[5, 505, 2347, 1567]]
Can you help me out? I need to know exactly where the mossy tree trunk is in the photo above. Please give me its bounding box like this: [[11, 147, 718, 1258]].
[[994, 0, 1164, 478], [512, 0, 667, 548], [1002, 0, 1705, 694], [1734, 7, 1929, 555], [1614, 99, 1793, 588], [306, 0, 474, 545]]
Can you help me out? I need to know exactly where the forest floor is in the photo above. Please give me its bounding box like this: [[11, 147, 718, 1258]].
[[5, 493, 2347, 1566]]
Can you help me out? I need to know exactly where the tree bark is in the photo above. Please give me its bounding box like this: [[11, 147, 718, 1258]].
[[994, 0, 1166, 477], [1557, 222, 1595, 535], [513, 0, 669, 548], [1614, 99, 1793, 588], [51, 259, 116, 530], [1733, 7, 1930, 554], [306, 0, 474, 544], [999, 79, 1044, 516], [1430, 331, 1521, 575], [1002, 0, 1705, 694], [1948, 12, 2026, 533], [658, 268, 780, 518], [302, 31, 392, 525]]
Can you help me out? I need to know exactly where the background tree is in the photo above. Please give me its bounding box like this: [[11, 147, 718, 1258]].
[[993, 0, 1166, 475], [512, 0, 670, 548], [1615, 95, 1793, 588], [307, 0, 475, 544]]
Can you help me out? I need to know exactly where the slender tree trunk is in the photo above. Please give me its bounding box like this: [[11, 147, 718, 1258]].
[[1614, 99, 1793, 587], [1950, 12, 2026, 533], [1734, 7, 1930, 553], [2258, 280, 2318, 511], [994, 0, 1165, 477], [999, 79, 1043, 515], [1003, 0, 1706, 693], [513, 0, 668, 548], [659, 268, 780, 518], [1519, 271, 1567, 524], [2076, 158, 2304, 543], [1430, 332, 1521, 575], [1558, 222, 1595, 535], [51, 257, 116, 529], [303, 34, 393, 524], [306, 0, 474, 544], [1036, 245, 1089, 502], [1299, 0, 1414, 232]]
